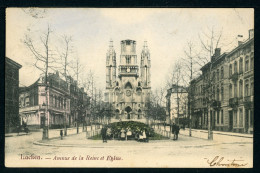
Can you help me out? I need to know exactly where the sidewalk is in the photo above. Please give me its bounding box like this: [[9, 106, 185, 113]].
[[33, 131, 223, 148], [5, 132, 29, 137], [179, 128, 253, 143]]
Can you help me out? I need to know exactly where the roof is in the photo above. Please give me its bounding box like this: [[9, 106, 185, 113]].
[[6, 57, 22, 69], [226, 37, 254, 57]]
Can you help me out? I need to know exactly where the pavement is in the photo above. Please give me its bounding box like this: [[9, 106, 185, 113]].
[[5, 132, 29, 137], [5, 130, 253, 168], [33, 132, 221, 148]]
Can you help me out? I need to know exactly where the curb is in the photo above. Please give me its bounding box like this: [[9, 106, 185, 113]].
[[33, 140, 219, 148], [5, 133, 30, 137]]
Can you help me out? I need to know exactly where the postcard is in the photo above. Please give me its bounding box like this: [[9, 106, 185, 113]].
[[5, 8, 254, 168]]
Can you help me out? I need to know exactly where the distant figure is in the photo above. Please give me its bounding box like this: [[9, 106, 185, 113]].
[[172, 123, 180, 140], [145, 130, 150, 142], [172, 123, 176, 141], [60, 130, 63, 140], [142, 130, 147, 142], [175, 124, 180, 140], [120, 129, 126, 140], [101, 126, 107, 143], [138, 130, 143, 142]]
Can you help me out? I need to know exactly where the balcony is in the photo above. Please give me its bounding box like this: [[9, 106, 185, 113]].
[[229, 72, 238, 82], [229, 97, 238, 108], [211, 100, 221, 110], [244, 96, 254, 108]]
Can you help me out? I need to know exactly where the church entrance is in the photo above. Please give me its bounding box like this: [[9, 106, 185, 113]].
[[125, 106, 132, 119]]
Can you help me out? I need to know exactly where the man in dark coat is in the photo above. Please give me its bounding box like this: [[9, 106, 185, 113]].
[[101, 126, 107, 143], [171, 123, 176, 140], [175, 124, 180, 140]]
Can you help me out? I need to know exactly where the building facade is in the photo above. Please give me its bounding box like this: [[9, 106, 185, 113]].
[[190, 29, 254, 134], [5, 57, 22, 133], [105, 40, 151, 121], [226, 29, 254, 133], [166, 85, 188, 125], [19, 72, 90, 130]]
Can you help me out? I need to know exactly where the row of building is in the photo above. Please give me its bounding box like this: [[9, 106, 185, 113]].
[[5, 58, 91, 132], [166, 29, 254, 134]]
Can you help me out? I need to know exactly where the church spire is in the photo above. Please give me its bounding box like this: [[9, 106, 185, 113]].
[[109, 39, 113, 48]]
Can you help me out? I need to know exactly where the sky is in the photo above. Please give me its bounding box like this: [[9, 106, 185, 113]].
[[6, 8, 254, 92]]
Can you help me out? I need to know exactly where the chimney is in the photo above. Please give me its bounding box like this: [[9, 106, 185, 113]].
[[249, 29, 254, 39], [215, 48, 221, 57]]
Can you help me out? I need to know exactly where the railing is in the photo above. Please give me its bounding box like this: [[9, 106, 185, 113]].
[[230, 72, 238, 82], [229, 97, 238, 108], [211, 100, 221, 109], [244, 96, 253, 108]]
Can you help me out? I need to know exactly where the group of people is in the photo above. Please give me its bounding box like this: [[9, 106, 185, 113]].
[[101, 126, 149, 143], [171, 123, 180, 141]]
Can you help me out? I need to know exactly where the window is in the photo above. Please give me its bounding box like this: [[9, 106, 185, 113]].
[[234, 61, 237, 73], [221, 87, 224, 101], [234, 82, 237, 97], [250, 109, 254, 127], [239, 80, 243, 98], [213, 86, 215, 100], [221, 67, 224, 79], [250, 54, 254, 70], [251, 80, 254, 96], [229, 84, 233, 98], [245, 56, 249, 72], [239, 108, 243, 127], [245, 80, 249, 97], [229, 64, 232, 76], [233, 110, 237, 127], [217, 87, 220, 101], [217, 69, 219, 81], [126, 55, 131, 64], [239, 58, 243, 73], [217, 111, 219, 124], [221, 110, 224, 124]]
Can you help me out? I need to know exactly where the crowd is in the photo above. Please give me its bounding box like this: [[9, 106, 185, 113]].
[[101, 126, 150, 143]]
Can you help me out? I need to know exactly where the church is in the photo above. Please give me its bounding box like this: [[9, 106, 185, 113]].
[[104, 39, 151, 121]]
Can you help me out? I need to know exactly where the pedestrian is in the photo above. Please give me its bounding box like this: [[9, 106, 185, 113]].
[[138, 130, 143, 142], [101, 126, 107, 143], [60, 130, 63, 140], [171, 123, 176, 140], [175, 124, 180, 140], [120, 128, 126, 140], [145, 130, 150, 143]]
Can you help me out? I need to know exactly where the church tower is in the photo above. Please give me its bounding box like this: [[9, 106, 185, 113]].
[[106, 40, 117, 89], [105, 39, 151, 122], [118, 40, 139, 78], [140, 41, 151, 88]]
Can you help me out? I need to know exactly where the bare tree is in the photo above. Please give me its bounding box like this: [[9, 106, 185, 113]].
[[181, 40, 201, 137], [166, 61, 184, 125], [24, 24, 56, 140], [198, 26, 223, 140], [22, 8, 48, 19], [56, 35, 73, 135]]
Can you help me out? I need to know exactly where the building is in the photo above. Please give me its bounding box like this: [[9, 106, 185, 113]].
[[19, 72, 90, 130], [190, 75, 205, 129], [5, 57, 22, 133], [165, 85, 188, 125], [104, 40, 151, 122], [226, 29, 254, 133], [189, 29, 254, 134]]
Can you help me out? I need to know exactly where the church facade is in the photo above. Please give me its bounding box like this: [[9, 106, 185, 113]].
[[105, 39, 151, 121]]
